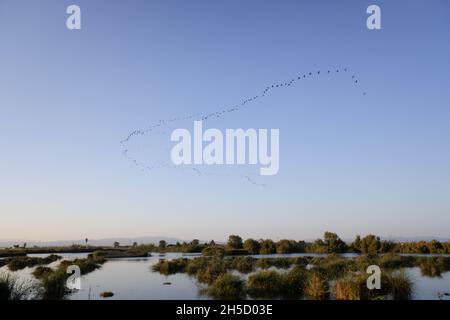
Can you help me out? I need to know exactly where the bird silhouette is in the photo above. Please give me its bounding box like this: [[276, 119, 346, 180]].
[[121, 66, 366, 186]]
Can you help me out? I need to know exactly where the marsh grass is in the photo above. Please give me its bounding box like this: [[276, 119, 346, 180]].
[[0, 273, 36, 300], [196, 259, 228, 284], [247, 270, 283, 299], [149, 254, 449, 300], [6, 254, 62, 271], [419, 257, 445, 277], [100, 291, 114, 298], [281, 265, 307, 298], [185, 257, 210, 276], [384, 269, 413, 300], [311, 254, 355, 280], [151, 258, 188, 275], [333, 272, 388, 300], [33, 256, 107, 300], [205, 273, 245, 300], [305, 272, 328, 300], [38, 270, 69, 300], [226, 257, 255, 274], [254, 257, 294, 270], [32, 266, 54, 279], [334, 276, 363, 300]]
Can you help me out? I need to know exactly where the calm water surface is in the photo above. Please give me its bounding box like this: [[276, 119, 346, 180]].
[[1, 252, 449, 300]]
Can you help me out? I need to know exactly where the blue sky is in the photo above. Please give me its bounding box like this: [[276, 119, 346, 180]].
[[1, 0, 449, 241]]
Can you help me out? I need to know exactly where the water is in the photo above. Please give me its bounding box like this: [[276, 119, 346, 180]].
[[70, 255, 206, 300], [69, 253, 450, 300], [1, 252, 449, 300], [27, 252, 91, 259]]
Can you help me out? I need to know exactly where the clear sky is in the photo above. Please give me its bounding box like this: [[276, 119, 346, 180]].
[[1, 0, 450, 242]]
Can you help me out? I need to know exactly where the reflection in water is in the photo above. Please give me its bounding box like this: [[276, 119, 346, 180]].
[[1, 252, 449, 300], [70, 253, 206, 300]]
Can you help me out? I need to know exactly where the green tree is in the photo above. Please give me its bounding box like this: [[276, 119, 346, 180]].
[[113, 241, 120, 248], [276, 240, 294, 254], [428, 240, 443, 254], [323, 232, 347, 253], [259, 239, 276, 254], [312, 239, 327, 253], [226, 235, 243, 250], [159, 240, 167, 249], [352, 235, 362, 253], [243, 239, 260, 254], [360, 235, 380, 254]]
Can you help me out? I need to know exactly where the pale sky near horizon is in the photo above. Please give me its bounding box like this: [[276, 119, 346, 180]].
[[1, 0, 450, 242]]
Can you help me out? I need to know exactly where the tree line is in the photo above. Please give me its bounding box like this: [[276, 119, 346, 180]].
[[148, 232, 450, 255]]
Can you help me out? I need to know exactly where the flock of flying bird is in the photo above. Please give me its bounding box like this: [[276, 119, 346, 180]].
[[120, 67, 366, 186]]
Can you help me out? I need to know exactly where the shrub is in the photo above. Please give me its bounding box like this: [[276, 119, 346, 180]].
[[334, 277, 362, 300], [152, 258, 188, 275], [202, 246, 225, 257], [255, 258, 271, 269], [247, 270, 283, 299], [6, 254, 62, 271], [206, 273, 245, 300], [385, 270, 413, 300], [312, 254, 354, 280], [196, 259, 228, 284], [281, 265, 306, 298], [305, 272, 328, 300], [58, 256, 106, 275], [224, 249, 249, 256], [100, 291, 114, 298], [228, 257, 255, 274], [186, 257, 210, 276], [419, 257, 444, 277], [0, 273, 36, 300], [293, 257, 310, 267], [32, 266, 54, 279], [39, 270, 69, 300], [254, 258, 294, 270]]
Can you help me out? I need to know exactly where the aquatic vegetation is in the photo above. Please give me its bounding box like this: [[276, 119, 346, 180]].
[[152, 258, 188, 275], [254, 257, 294, 270], [205, 273, 245, 300], [90, 248, 149, 258], [305, 272, 328, 300], [196, 259, 228, 285], [293, 257, 310, 267], [247, 270, 283, 299], [100, 291, 114, 298], [419, 257, 444, 277], [32, 266, 54, 279], [255, 258, 271, 269], [38, 270, 69, 300], [334, 276, 364, 300], [202, 246, 225, 257], [186, 257, 210, 276], [311, 254, 355, 280], [378, 253, 416, 269], [6, 254, 62, 271], [224, 249, 249, 256], [227, 256, 255, 274], [384, 270, 413, 300], [0, 273, 36, 300], [33, 256, 107, 300], [58, 256, 106, 275], [280, 265, 307, 298]]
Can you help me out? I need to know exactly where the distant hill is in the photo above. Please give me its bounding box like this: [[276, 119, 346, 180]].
[[0, 236, 184, 248]]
